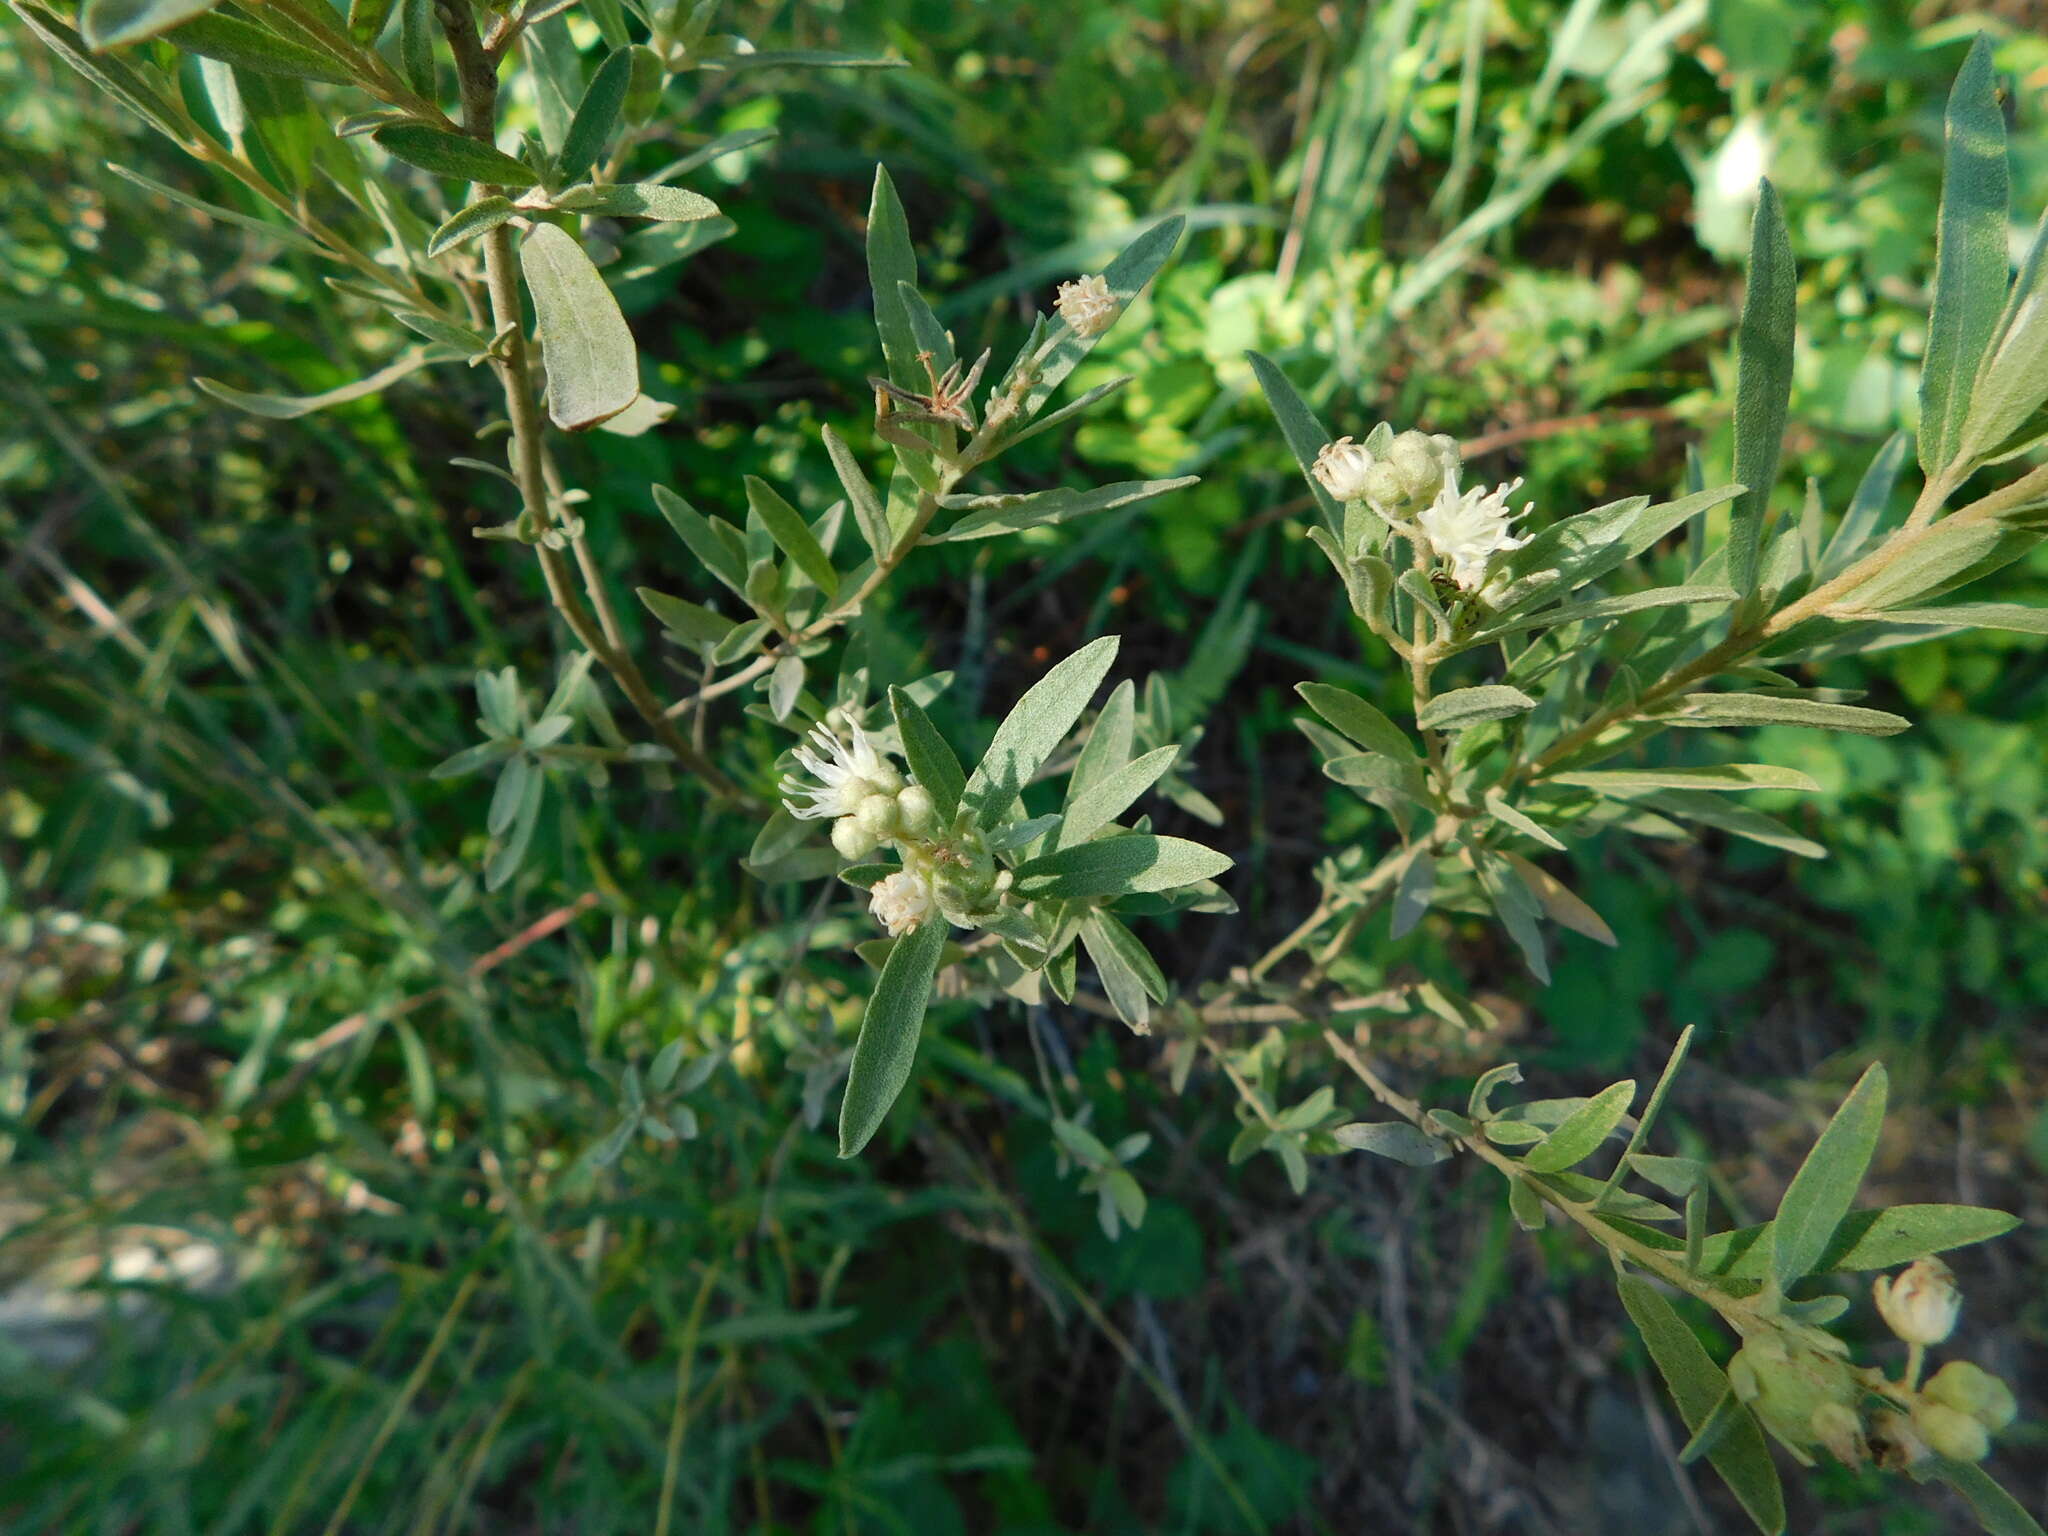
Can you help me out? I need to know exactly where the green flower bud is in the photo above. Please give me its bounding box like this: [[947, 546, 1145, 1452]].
[[897, 783, 937, 836], [929, 839, 997, 914], [1914, 1401, 1991, 1463], [1361, 460, 1407, 512], [1728, 1335, 1860, 1456], [1924, 1361, 2017, 1433], [1386, 431, 1448, 504], [854, 792, 901, 840], [831, 816, 880, 861]]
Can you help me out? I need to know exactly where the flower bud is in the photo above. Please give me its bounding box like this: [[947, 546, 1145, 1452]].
[[1924, 1361, 2017, 1433], [854, 792, 901, 840], [930, 840, 998, 915], [896, 783, 937, 836], [1311, 436, 1377, 503], [1361, 461, 1408, 512], [1874, 1257, 1960, 1346], [1054, 273, 1119, 338], [1385, 430, 1449, 505], [1913, 1401, 1991, 1463], [832, 816, 880, 861], [1728, 1335, 1861, 1458]]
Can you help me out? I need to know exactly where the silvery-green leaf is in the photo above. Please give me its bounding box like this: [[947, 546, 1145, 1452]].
[[1056, 745, 1178, 849], [1295, 682, 1417, 760], [1332, 1122, 1449, 1166], [711, 619, 769, 666], [520, 223, 639, 430], [429, 739, 514, 779], [984, 815, 1060, 854], [934, 476, 1197, 542], [1531, 1172, 1677, 1222], [1957, 204, 2048, 464], [836, 863, 893, 890], [837, 916, 946, 1156], [1617, 1277, 1785, 1535], [1875, 602, 2048, 635], [1082, 911, 1166, 1001], [375, 122, 541, 185], [1081, 913, 1154, 1029], [961, 635, 1119, 825], [1628, 1153, 1706, 1198], [1483, 791, 1564, 850], [484, 758, 544, 891], [162, 13, 353, 82], [768, 654, 804, 720], [557, 46, 631, 184], [81, 0, 220, 47], [1011, 834, 1232, 900], [1501, 852, 1615, 947], [1247, 350, 1344, 539], [1922, 1460, 2048, 1536], [1468, 1062, 1523, 1121], [1475, 853, 1549, 983], [1548, 764, 1820, 794], [1636, 789, 1825, 859], [391, 311, 491, 355], [552, 182, 722, 222], [109, 163, 329, 255], [998, 374, 1135, 451], [864, 164, 922, 392], [1390, 847, 1434, 939], [1464, 584, 1736, 643], [1321, 752, 1430, 806], [822, 424, 890, 559], [651, 485, 747, 595], [1417, 685, 1535, 731], [1769, 1063, 1886, 1290], [1510, 1177, 1547, 1230], [1021, 215, 1184, 418], [1921, 38, 2008, 479], [695, 47, 906, 71], [1066, 679, 1135, 803], [1521, 1079, 1634, 1173], [1595, 1024, 1693, 1212], [195, 348, 439, 419], [1660, 693, 1909, 736], [1727, 179, 1795, 596], [886, 686, 964, 824], [1700, 1203, 2017, 1280], [744, 477, 836, 596], [428, 196, 518, 257], [1677, 1389, 1747, 1466], [397, 0, 432, 95], [1819, 431, 1908, 575], [1831, 518, 2029, 611]]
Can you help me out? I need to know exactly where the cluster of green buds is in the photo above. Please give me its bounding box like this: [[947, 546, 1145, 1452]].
[[1725, 1257, 2018, 1471], [779, 714, 1005, 937]]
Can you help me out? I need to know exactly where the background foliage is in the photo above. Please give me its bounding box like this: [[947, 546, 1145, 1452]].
[[3, 0, 2045, 1531]]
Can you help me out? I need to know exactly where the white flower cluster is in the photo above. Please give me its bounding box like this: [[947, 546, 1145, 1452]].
[[1414, 473, 1531, 591], [780, 720, 902, 822], [1312, 428, 1529, 593], [867, 870, 936, 937], [781, 719, 949, 936], [1055, 273, 1119, 338]]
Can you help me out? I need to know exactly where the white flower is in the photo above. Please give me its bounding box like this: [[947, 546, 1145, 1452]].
[[869, 869, 935, 937], [780, 721, 901, 821], [1874, 1257, 1960, 1346], [1055, 273, 1119, 338], [1414, 473, 1531, 589], [1311, 436, 1377, 503]]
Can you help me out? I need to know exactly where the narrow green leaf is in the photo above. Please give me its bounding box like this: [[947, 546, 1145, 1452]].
[[837, 916, 947, 1156], [1662, 693, 1910, 736], [1920, 36, 2009, 480], [1677, 1388, 1746, 1465], [1389, 847, 1434, 939], [519, 223, 639, 430], [109, 163, 328, 255], [821, 423, 890, 559], [636, 587, 733, 648], [935, 476, 1197, 542], [194, 348, 438, 419], [1057, 745, 1178, 848], [1246, 350, 1344, 538], [1521, 1079, 1634, 1173], [397, 0, 433, 96], [1333, 1122, 1450, 1166], [1464, 584, 1737, 643], [1617, 1277, 1786, 1535], [1417, 684, 1536, 732], [650, 485, 746, 595], [1080, 912, 1155, 1028], [1548, 764, 1821, 794], [1877, 603, 2048, 636], [1769, 1063, 1887, 1290], [1636, 790, 1826, 859], [552, 182, 720, 222], [1819, 431, 1908, 575], [1475, 853, 1550, 984], [1483, 791, 1564, 850], [768, 654, 804, 720], [744, 477, 836, 595], [162, 13, 353, 82], [374, 122, 540, 186], [1957, 208, 2048, 463], [1011, 834, 1233, 900], [888, 686, 964, 825], [1295, 682, 1418, 760], [1728, 180, 1795, 596], [81, 0, 220, 48], [427, 195, 517, 257], [1924, 1460, 2048, 1536], [558, 46, 631, 184], [961, 636, 1119, 824], [1468, 1062, 1524, 1120], [864, 164, 922, 391], [1597, 1026, 1692, 1212]]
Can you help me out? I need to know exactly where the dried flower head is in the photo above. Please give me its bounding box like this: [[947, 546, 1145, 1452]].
[[1055, 273, 1119, 338], [869, 869, 936, 937], [781, 721, 903, 822], [1414, 473, 1531, 590], [1874, 1257, 1960, 1347], [1311, 436, 1377, 503]]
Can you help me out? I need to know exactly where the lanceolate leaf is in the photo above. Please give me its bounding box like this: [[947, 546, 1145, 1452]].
[[1023, 215, 1184, 418], [558, 45, 632, 184], [1011, 834, 1233, 899], [961, 636, 1119, 824], [837, 917, 946, 1157], [934, 476, 1197, 542], [864, 164, 922, 393], [744, 477, 836, 596], [162, 13, 353, 82], [1728, 180, 1796, 597], [636, 587, 733, 648], [822, 424, 891, 558], [427, 196, 517, 257], [1700, 1202, 2018, 1281], [1662, 693, 1910, 736], [1818, 431, 1908, 574], [651, 485, 747, 594], [1295, 682, 1418, 760], [1920, 36, 2010, 482], [1521, 1078, 1633, 1172], [551, 183, 721, 222], [195, 347, 440, 418], [1878, 603, 2048, 636], [1416, 684, 1536, 731], [520, 223, 639, 430], [1957, 208, 2048, 464], [1056, 745, 1179, 848], [1548, 764, 1821, 794], [1247, 350, 1345, 539], [888, 686, 965, 824], [82, 0, 220, 49], [1637, 790, 1826, 859], [374, 122, 541, 186], [1769, 1063, 1886, 1291], [1334, 1122, 1450, 1166], [1618, 1277, 1786, 1536], [1923, 1460, 2048, 1536]]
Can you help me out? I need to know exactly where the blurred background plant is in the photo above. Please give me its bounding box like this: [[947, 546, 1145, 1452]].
[[2, 0, 2044, 1532]]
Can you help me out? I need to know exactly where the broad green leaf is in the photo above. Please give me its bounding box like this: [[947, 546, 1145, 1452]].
[[935, 476, 1197, 542], [553, 183, 721, 222], [1548, 764, 1820, 794], [1333, 1122, 1450, 1166], [427, 196, 517, 257], [1636, 789, 1825, 859], [864, 165, 922, 392], [1769, 1063, 1886, 1290], [822, 424, 891, 558], [651, 485, 746, 595], [1521, 1079, 1633, 1173], [1662, 693, 1909, 736], [636, 588, 732, 648], [1728, 180, 1795, 596], [1617, 1277, 1785, 1535], [1295, 682, 1417, 760], [374, 122, 541, 186], [558, 46, 631, 184], [888, 686, 964, 825], [1321, 752, 1429, 805], [1417, 685, 1536, 731], [744, 477, 836, 596], [1921, 37, 2010, 481], [1700, 1203, 2019, 1280], [194, 348, 439, 419], [1879, 603, 2048, 635], [961, 635, 1120, 824], [520, 223, 639, 430], [81, 0, 219, 48], [163, 14, 353, 82], [1011, 834, 1232, 900], [837, 915, 946, 1157], [1056, 745, 1178, 848], [1247, 350, 1344, 538], [1923, 1460, 2048, 1536], [1022, 216, 1184, 418]]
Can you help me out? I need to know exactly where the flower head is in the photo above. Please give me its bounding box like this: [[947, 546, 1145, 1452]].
[[1055, 273, 1119, 338], [1924, 1361, 2016, 1433], [1874, 1257, 1960, 1347], [869, 869, 936, 937], [1312, 436, 1377, 503], [780, 721, 903, 822], [1414, 473, 1531, 590]]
